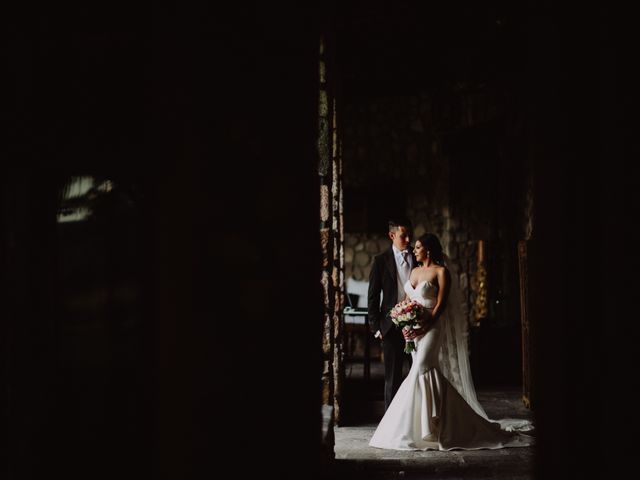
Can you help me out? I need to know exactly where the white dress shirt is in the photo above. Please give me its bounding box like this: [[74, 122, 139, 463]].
[[392, 245, 412, 301]]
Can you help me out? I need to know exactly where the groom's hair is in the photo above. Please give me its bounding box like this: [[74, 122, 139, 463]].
[[388, 217, 412, 232]]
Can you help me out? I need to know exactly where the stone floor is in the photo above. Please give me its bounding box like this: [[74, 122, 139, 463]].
[[330, 361, 536, 479]]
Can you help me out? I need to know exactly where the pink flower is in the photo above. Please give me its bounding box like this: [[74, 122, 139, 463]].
[[389, 299, 425, 353]]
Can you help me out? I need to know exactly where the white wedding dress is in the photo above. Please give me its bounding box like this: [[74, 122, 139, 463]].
[[369, 277, 534, 451]]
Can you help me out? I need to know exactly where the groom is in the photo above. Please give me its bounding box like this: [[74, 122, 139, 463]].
[[368, 217, 417, 411]]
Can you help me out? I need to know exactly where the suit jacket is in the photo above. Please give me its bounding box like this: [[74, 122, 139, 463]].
[[367, 247, 418, 337]]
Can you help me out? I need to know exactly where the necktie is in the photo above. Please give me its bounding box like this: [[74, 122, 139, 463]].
[[400, 251, 409, 267], [400, 251, 410, 285]]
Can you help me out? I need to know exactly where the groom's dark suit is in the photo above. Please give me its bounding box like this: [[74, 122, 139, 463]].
[[368, 246, 417, 411]]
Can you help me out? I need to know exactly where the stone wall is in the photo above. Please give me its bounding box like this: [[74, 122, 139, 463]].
[[342, 86, 527, 328], [344, 233, 387, 281]]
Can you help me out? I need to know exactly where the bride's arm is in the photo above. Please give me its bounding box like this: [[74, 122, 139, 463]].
[[430, 267, 449, 321]]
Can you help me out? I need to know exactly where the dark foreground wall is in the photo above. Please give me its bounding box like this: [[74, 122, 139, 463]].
[[527, 4, 636, 479], [3, 4, 323, 479]]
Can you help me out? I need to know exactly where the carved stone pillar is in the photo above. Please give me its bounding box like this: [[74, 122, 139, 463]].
[[319, 34, 345, 429], [473, 240, 488, 325]]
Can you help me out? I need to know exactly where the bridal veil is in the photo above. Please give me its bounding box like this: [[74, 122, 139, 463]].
[[439, 254, 533, 433]]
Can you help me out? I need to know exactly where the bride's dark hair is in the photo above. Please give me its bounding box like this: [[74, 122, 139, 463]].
[[417, 233, 444, 265]]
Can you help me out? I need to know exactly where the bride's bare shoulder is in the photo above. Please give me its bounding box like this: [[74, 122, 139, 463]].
[[434, 265, 447, 277]]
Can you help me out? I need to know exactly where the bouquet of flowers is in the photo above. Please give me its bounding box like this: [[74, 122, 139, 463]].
[[389, 299, 426, 353]]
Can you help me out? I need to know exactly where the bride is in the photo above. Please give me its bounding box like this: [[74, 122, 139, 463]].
[[369, 233, 534, 451]]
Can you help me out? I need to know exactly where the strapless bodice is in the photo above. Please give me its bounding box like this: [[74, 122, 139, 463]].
[[404, 279, 438, 309]]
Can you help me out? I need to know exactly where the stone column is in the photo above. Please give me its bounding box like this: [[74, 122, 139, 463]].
[[319, 34, 345, 433]]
